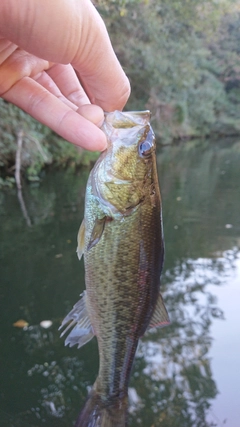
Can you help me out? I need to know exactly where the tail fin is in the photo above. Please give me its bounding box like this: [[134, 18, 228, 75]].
[[75, 390, 128, 427]]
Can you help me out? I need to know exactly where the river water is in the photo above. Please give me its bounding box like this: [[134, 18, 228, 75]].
[[0, 138, 240, 427]]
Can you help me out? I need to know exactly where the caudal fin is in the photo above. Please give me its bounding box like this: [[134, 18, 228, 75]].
[[75, 390, 128, 427]]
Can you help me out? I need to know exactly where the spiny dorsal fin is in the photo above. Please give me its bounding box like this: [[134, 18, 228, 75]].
[[148, 293, 170, 330], [77, 218, 85, 260], [59, 291, 94, 349]]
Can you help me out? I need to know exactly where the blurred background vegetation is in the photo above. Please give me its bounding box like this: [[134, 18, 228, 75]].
[[0, 0, 239, 185]]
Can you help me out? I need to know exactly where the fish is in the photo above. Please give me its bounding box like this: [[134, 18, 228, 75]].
[[59, 110, 170, 427]]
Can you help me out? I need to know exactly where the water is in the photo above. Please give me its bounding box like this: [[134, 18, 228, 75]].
[[0, 138, 240, 427]]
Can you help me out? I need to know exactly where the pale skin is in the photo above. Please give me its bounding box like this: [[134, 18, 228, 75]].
[[0, 0, 131, 151]]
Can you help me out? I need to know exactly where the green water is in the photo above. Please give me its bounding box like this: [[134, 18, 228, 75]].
[[0, 139, 240, 427]]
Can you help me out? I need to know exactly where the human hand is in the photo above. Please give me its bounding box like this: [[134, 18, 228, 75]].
[[0, 0, 130, 151]]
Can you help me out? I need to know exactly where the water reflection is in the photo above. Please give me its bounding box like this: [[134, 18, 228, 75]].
[[0, 139, 240, 426], [129, 251, 239, 427]]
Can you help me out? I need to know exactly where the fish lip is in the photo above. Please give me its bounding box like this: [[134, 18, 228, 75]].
[[98, 111, 155, 176], [104, 110, 151, 118], [103, 110, 151, 130], [101, 117, 153, 153]]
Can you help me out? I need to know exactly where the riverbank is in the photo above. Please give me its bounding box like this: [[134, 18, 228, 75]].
[[1, 99, 239, 190], [0, 100, 98, 188]]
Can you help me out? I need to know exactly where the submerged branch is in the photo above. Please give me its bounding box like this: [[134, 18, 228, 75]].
[[14, 129, 32, 226], [17, 188, 32, 227], [15, 129, 24, 190]]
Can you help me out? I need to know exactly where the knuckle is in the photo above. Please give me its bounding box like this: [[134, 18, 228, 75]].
[[27, 89, 49, 115], [121, 79, 131, 106], [109, 79, 131, 111], [0, 50, 31, 96]]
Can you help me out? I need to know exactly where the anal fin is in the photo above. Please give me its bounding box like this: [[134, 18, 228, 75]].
[[148, 292, 170, 330], [59, 291, 94, 348]]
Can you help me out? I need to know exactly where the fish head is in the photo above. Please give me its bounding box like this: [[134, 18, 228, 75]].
[[91, 111, 157, 216]]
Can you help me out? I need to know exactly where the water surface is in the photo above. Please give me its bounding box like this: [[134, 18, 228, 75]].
[[0, 139, 240, 427]]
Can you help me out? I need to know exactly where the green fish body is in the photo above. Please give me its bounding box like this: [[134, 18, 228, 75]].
[[60, 111, 169, 427]]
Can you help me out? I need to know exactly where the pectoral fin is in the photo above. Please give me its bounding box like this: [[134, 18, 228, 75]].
[[87, 217, 107, 251], [148, 293, 170, 330], [77, 219, 85, 260], [59, 291, 94, 349]]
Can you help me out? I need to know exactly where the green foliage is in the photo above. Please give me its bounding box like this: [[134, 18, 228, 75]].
[[48, 133, 98, 169], [0, 99, 52, 174], [97, 0, 240, 140], [0, 176, 15, 189], [0, 100, 98, 181]]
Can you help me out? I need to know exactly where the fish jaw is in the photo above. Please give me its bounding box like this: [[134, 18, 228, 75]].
[[103, 110, 151, 131]]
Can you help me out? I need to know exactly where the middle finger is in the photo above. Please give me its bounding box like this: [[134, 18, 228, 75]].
[[33, 69, 79, 111], [47, 63, 90, 107]]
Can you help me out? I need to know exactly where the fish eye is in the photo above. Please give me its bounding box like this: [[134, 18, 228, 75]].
[[139, 141, 152, 155], [138, 129, 155, 157]]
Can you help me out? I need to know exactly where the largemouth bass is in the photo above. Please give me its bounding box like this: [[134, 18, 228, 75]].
[[59, 110, 169, 427]]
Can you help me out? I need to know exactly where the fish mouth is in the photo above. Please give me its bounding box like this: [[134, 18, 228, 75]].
[[103, 110, 151, 129], [101, 111, 152, 152]]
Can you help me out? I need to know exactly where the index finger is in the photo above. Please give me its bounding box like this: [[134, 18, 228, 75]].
[[3, 76, 107, 151]]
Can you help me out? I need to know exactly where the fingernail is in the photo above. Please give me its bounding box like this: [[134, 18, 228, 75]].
[[99, 134, 107, 151]]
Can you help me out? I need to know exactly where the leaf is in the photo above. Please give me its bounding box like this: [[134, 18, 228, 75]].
[[13, 319, 29, 328]]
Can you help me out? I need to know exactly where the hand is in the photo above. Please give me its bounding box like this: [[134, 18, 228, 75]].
[[0, 0, 130, 151]]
